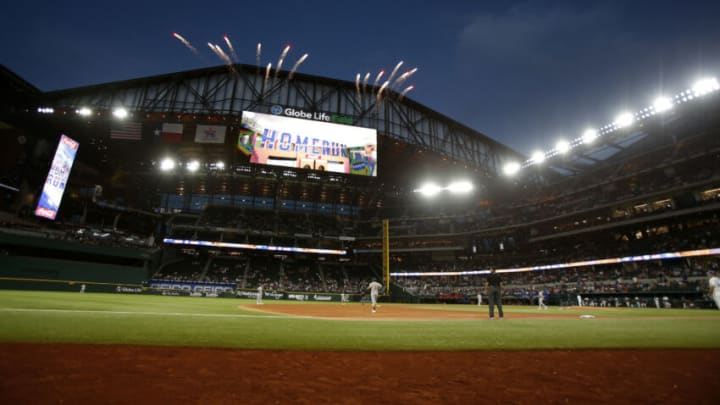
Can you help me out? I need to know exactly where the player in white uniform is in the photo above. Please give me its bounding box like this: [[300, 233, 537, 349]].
[[477, 292, 482, 306], [368, 281, 383, 313], [256, 285, 264, 305], [538, 290, 547, 310], [708, 271, 720, 310]]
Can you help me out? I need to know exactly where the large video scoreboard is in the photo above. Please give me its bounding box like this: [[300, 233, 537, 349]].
[[238, 111, 378, 177]]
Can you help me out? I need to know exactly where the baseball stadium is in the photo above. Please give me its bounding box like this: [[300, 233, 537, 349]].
[[1, 57, 720, 404]]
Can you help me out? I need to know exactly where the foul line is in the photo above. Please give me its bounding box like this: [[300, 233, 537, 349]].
[[0, 308, 285, 319]]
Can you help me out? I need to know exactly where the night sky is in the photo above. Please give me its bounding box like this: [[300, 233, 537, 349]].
[[2, 0, 719, 157]]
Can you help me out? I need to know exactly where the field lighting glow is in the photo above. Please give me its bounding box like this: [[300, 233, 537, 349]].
[[531, 151, 545, 164], [163, 238, 346, 255], [415, 183, 443, 196], [76, 107, 93, 116], [503, 162, 521, 176], [390, 247, 720, 277], [112, 107, 128, 119], [446, 181, 473, 193], [614, 112, 634, 128], [517, 74, 719, 172], [555, 140, 570, 154], [187, 160, 200, 172], [652, 96, 673, 113], [414, 181, 474, 196], [692, 77, 719, 96], [160, 158, 175, 171], [581, 129, 597, 144]]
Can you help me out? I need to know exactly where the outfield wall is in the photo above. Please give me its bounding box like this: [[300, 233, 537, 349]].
[[0, 256, 148, 284], [0, 229, 159, 288]]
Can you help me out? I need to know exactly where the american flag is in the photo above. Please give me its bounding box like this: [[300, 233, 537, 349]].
[[110, 121, 142, 141]]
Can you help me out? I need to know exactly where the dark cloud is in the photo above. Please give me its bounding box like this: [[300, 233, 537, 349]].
[[457, 3, 619, 69]]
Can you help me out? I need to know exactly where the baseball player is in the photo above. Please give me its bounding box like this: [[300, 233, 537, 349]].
[[256, 285, 264, 305], [538, 290, 547, 310], [484, 268, 504, 320], [708, 270, 720, 310], [368, 280, 383, 313]]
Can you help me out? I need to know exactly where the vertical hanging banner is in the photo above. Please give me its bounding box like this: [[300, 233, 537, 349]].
[[34, 134, 79, 220]]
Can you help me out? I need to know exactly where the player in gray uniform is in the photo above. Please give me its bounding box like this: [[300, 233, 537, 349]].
[[368, 280, 383, 313], [708, 271, 720, 310], [256, 285, 264, 305], [538, 290, 548, 310]]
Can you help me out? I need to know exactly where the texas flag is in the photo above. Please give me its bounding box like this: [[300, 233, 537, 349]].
[[161, 123, 183, 142], [195, 125, 226, 144]]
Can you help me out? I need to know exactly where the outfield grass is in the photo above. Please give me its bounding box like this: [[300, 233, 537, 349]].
[[1, 290, 719, 351]]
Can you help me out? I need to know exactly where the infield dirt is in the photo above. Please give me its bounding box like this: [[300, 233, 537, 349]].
[[243, 302, 584, 320], [2, 303, 718, 403]]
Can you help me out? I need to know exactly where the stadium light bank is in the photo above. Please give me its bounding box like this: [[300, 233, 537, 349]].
[[159, 158, 176, 171], [390, 247, 720, 277], [502, 76, 720, 177], [414, 180, 474, 197], [112, 107, 129, 119], [186, 160, 201, 173]]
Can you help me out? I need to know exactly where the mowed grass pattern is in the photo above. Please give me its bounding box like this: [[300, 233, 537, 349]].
[[1, 290, 719, 351]]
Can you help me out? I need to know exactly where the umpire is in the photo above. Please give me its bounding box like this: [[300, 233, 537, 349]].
[[484, 268, 504, 320]]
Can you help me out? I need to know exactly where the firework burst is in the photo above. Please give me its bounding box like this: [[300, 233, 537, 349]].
[[289, 53, 309, 80], [173, 32, 198, 55]]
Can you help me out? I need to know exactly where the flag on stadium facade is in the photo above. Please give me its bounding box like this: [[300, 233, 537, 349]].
[[194, 124, 226, 144], [161, 123, 183, 142], [110, 121, 142, 141]]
